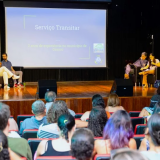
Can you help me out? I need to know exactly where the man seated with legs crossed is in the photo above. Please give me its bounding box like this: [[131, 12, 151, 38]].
[[2, 53, 23, 88], [0, 63, 20, 89]]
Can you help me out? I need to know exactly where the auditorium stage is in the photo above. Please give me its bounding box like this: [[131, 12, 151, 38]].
[[0, 81, 157, 120]]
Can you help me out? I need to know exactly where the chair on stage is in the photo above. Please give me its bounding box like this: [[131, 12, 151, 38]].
[[94, 154, 111, 160], [75, 113, 83, 118], [134, 124, 147, 135], [133, 134, 145, 149], [136, 67, 159, 86], [22, 129, 38, 140]]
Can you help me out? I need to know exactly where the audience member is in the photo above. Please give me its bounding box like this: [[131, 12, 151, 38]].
[[0, 130, 22, 160], [94, 110, 136, 154], [139, 86, 160, 117], [105, 93, 125, 112], [0, 103, 32, 160], [88, 108, 108, 137], [111, 148, 148, 160], [81, 94, 110, 121], [38, 100, 70, 138], [140, 113, 160, 160], [19, 100, 48, 135], [45, 91, 75, 116], [71, 128, 94, 160], [36, 114, 75, 158], [8, 118, 18, 131]]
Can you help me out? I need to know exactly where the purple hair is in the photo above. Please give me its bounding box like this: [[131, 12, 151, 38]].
[[103, 110, 134, 149]]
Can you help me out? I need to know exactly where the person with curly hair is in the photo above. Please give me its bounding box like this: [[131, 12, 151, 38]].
[[36, 114, 75, 158], [94, 110, 137, 154], [140, 113, 160, 160], [88, 108, 108, 137], [38, 100, 70, 138], [71, 128, 94, 160]]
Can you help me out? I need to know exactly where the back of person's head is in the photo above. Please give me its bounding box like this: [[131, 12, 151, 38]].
[[150, 95, 160, 108], [58, 114, 75, 142], [32, 100, 45, 116], [147, 113, 160, 146], [107, 93, 120, 107], [111, 148, 148, 160], [0, 130, 10, 160], [88, 108, 108, 137], [92, 94, 105, 108], [0, 103, 10, 131], [47, 100, 70, 123], [157, 86, 160, 95], [45, 91, 56, 102], [103, 110, 133, 149], [71, 128, 94, 160], [152, 102, 160, 115]]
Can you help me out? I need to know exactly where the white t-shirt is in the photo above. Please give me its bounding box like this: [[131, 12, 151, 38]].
[[141, 151, 160, 160]]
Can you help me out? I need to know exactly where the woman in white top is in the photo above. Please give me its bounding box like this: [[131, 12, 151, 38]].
[[139, 53, 159, 88]]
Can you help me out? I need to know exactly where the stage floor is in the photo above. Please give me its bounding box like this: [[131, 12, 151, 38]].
[[0, 81, 157, 101]]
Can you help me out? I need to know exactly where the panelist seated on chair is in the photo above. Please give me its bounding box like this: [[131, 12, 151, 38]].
[[124, 52, 148, 79], [139, 53, 159, 88], [2, 53, 23, 88], [0, 63, 20, 89]]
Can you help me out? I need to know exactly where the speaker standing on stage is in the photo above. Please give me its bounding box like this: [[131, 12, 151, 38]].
[[2, 53, 24, 88], [124, 52, 148, 79], [139, 53, 159, 88]]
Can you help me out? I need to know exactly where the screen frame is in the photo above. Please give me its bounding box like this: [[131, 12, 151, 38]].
[[4, 1, 109, 69]]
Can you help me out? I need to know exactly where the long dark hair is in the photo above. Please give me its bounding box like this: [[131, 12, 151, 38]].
[[0, 131, 10, 160], [148, 53, 156, 67], [58, 114, 75, 142], [103, 110, 134, 149], [88, 108, 108, 137], [147, 113, 160, 146]]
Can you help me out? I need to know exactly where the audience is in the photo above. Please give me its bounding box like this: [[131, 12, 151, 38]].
[[105, 93, 125, 112], [19, 100, 48, 135], [88, 108, 108, 137], [36, 114, 75, 158], [94, 110, 136, 154], [81, 94, 110, 121], [9, 118, 18, 131], [0, 130, 22, 160], [71, 128, 94, 160], [38, 100, 70, 138], [111, 148, 148, 160], [139, 86, 160, 117], [0, 103, 32, 160], [45, 91, 75, 116], [140, 113, 160, 160]]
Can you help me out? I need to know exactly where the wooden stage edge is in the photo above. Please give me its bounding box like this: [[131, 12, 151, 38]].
[[0, 81, 157, 120]]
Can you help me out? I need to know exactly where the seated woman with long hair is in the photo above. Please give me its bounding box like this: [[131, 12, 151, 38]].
[[35, 114, 75, 158], [94, 110, 137, 154], [88, 108, 108, 137], [140, 113, 160, 160], [105, 93, 125, 113], [139, 53, 159, 88]]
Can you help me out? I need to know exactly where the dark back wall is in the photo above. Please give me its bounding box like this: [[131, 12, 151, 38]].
[[1, 0, 160, 82]]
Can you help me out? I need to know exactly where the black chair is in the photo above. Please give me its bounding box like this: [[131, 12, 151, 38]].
[[75, 113, 83, 118], [134, 124, 147, 134], [36, 157, 76, 160], [131, 117, 144, 131], [22, 129, 38, 140], [129, 111, 140, 117], [94, 154, 110, 160]]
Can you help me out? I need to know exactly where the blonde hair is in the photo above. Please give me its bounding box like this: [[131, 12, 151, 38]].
[[107, 93, 120, 107]]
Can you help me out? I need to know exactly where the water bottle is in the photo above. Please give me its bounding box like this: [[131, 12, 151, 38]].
[[23, 82, 26, 87]]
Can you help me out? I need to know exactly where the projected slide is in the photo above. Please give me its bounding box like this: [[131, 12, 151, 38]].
[[5, 7, 107, 68]]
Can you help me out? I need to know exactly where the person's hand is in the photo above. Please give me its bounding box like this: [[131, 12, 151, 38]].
[[12, 71, 15, 74], [151, 62, 155, 65], [140, 68, 144, 71]]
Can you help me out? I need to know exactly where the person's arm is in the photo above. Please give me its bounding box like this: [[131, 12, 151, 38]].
[[35, 140, 48, 160], [75, 119, 88, 128], [140, 63, 149, 70], [9, 149, 22, 160], [19, 121, 25, 135], [139, 138, 147, 151], [11, 66, 15, 72], [80, 111, 90, 121], [129, 138, 137, 150]]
